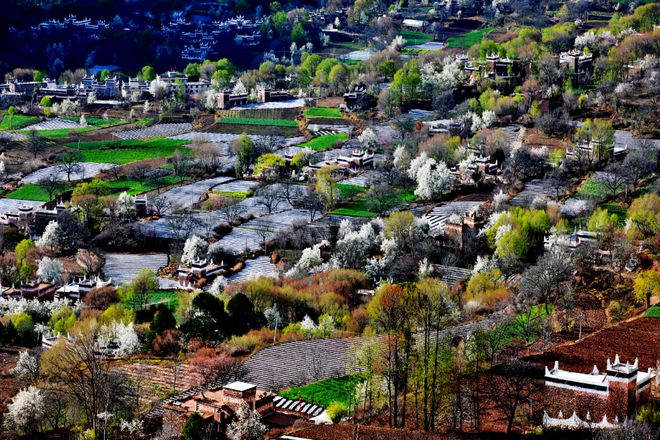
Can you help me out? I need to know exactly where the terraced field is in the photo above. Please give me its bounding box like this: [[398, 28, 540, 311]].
[[114, 123, 192, 140]]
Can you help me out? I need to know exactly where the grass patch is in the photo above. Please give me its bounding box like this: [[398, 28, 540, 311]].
[[644, 306, 660, 318], [80, 146, 191, 164], [279, 375, 364, 408], [399, 29, 434, 46], [0, 114, 40, 130], [447, 26, 495, 49], [300, 133, 348, 152], [217, 117, 298, 127], [210, 190, 252, 199], [5, 183, 71, 202], [304, 107, 343, 119]]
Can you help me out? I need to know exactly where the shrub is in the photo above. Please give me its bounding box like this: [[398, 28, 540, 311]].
[[326, 402, 347, 423]]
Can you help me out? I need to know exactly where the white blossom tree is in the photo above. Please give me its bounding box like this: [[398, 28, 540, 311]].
[[228, 401, 267, 440], [209, 275, 228, 297], [181, 235, 209, 265], [264, 304, 281, 329], [285, 240, 328, 278], [37, 257, 63, 284], [116, 191, 135, 218], [39, 220, 62, 249], [79, 114, 88, 127], [332, 223, 376, 269], [4, 386, 45, 434], [13, 350, 39, 381], [98, 322, 140, 356], [412, 157, 455, 200], [393, 144, 411, 171], [358, 127, 379, 150]]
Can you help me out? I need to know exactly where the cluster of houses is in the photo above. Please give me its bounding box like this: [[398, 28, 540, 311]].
[[31, 14, 110, 33], [164, 15, 265, 61], [158, 380, 328, 437]]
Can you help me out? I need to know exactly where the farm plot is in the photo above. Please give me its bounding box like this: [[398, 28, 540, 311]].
[[114, 123, 192, 140], [0, 131, 27, 141], [169, 132, 306, 148], [399, 29, 434, 46], [300, 133, 348, 152], [155, 176, 235, 213], [20, 162, 113, 184], [211, 179, 260, 193], [279, 375, 363, 409], [1, 114, 41, 130], [304, 107, 343, 119], [423, 200, 485, 236], [234, 98, 307, 110], [23, 118, 82, 131], [217, 117, 298, 127], [101, 252, 173, 288], [340, 170, 383, 188], [340, 49, 375, 61], [409, 41, 445, 50], [447, 26, 495, 49], [510, 179, 555, 208], [228, 256, 278, 282], [0, 198, 44, 216], [523, 316, 660, 373], [307, 124, 353, 136], [6, 184, 71, 202], [213, 209, 310, 254]]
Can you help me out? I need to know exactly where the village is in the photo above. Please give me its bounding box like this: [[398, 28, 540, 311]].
[[0, 0, 658, 439]]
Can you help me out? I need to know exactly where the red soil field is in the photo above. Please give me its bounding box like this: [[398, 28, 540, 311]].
[[523, 316, 660, 373]]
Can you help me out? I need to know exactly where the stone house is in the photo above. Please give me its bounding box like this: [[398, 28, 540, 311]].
[[543, 356, 655, 429]]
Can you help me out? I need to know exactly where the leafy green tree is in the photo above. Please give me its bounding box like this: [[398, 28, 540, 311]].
[[98, 69, 111, 82], [33, 70, 45, 83], [291, 22, 307, 44], [232, 132, 256, 176], [626, 193, 660, 240], [140, 66, 156, 81], [227, 293, 263, 336], [183, 63, 200, 81], [633, 270, 660, 308], [588, 208, 619, 233], [7, 106, 15, 130], [181, 292, 229, 343], [253, 153, 285, 177], [182, 412, 208, 440], [15, 239, 36, 264], [39, 96, 52, 108]]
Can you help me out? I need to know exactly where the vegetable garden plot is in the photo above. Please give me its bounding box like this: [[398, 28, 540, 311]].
[[20, 162, 113, 184], [228, 256, 277, 282], [156, 176, 235, 213], [0, 198, 44, 216], [101, 252, 169, 286], [21, 118, 82, 131], [114, 123, 192, 140]]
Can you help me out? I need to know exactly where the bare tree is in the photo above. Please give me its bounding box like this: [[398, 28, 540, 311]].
[[545, 167, 569, 201], [485, 360, 539, 434], [255, 186, 282, 214], [150, 194, 173, 216], [518, 247, 574, 315], [622, 144, 654, 188], [218, 197, 247, 224], [38, 176, 64, 201], [277, 181, 305, 206], [57, 151, 84, 182], [128, 163, 153, 185], [595, 162, 628, 200], [26, 130, 47, 158], [302, 191, 323, 222]]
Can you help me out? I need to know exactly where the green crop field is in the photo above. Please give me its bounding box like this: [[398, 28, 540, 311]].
[[399, 29, 434, 46], [65, 138, 188, 150], [210, 190, 252, 199], [5, 183, 71, 202], [62, 116, 126, 127], [300, 133, 348, 152], [106, 176, 179, 195], [447, 27, 495, 49], [645, 306, 660, 318], [80, 146, 191, 164], [304, 107, 344, 119], [331, 186, 416, 218], [0, 114, 40, 130], [279, 375, 364, 408], [217, 117, 298, 127]]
